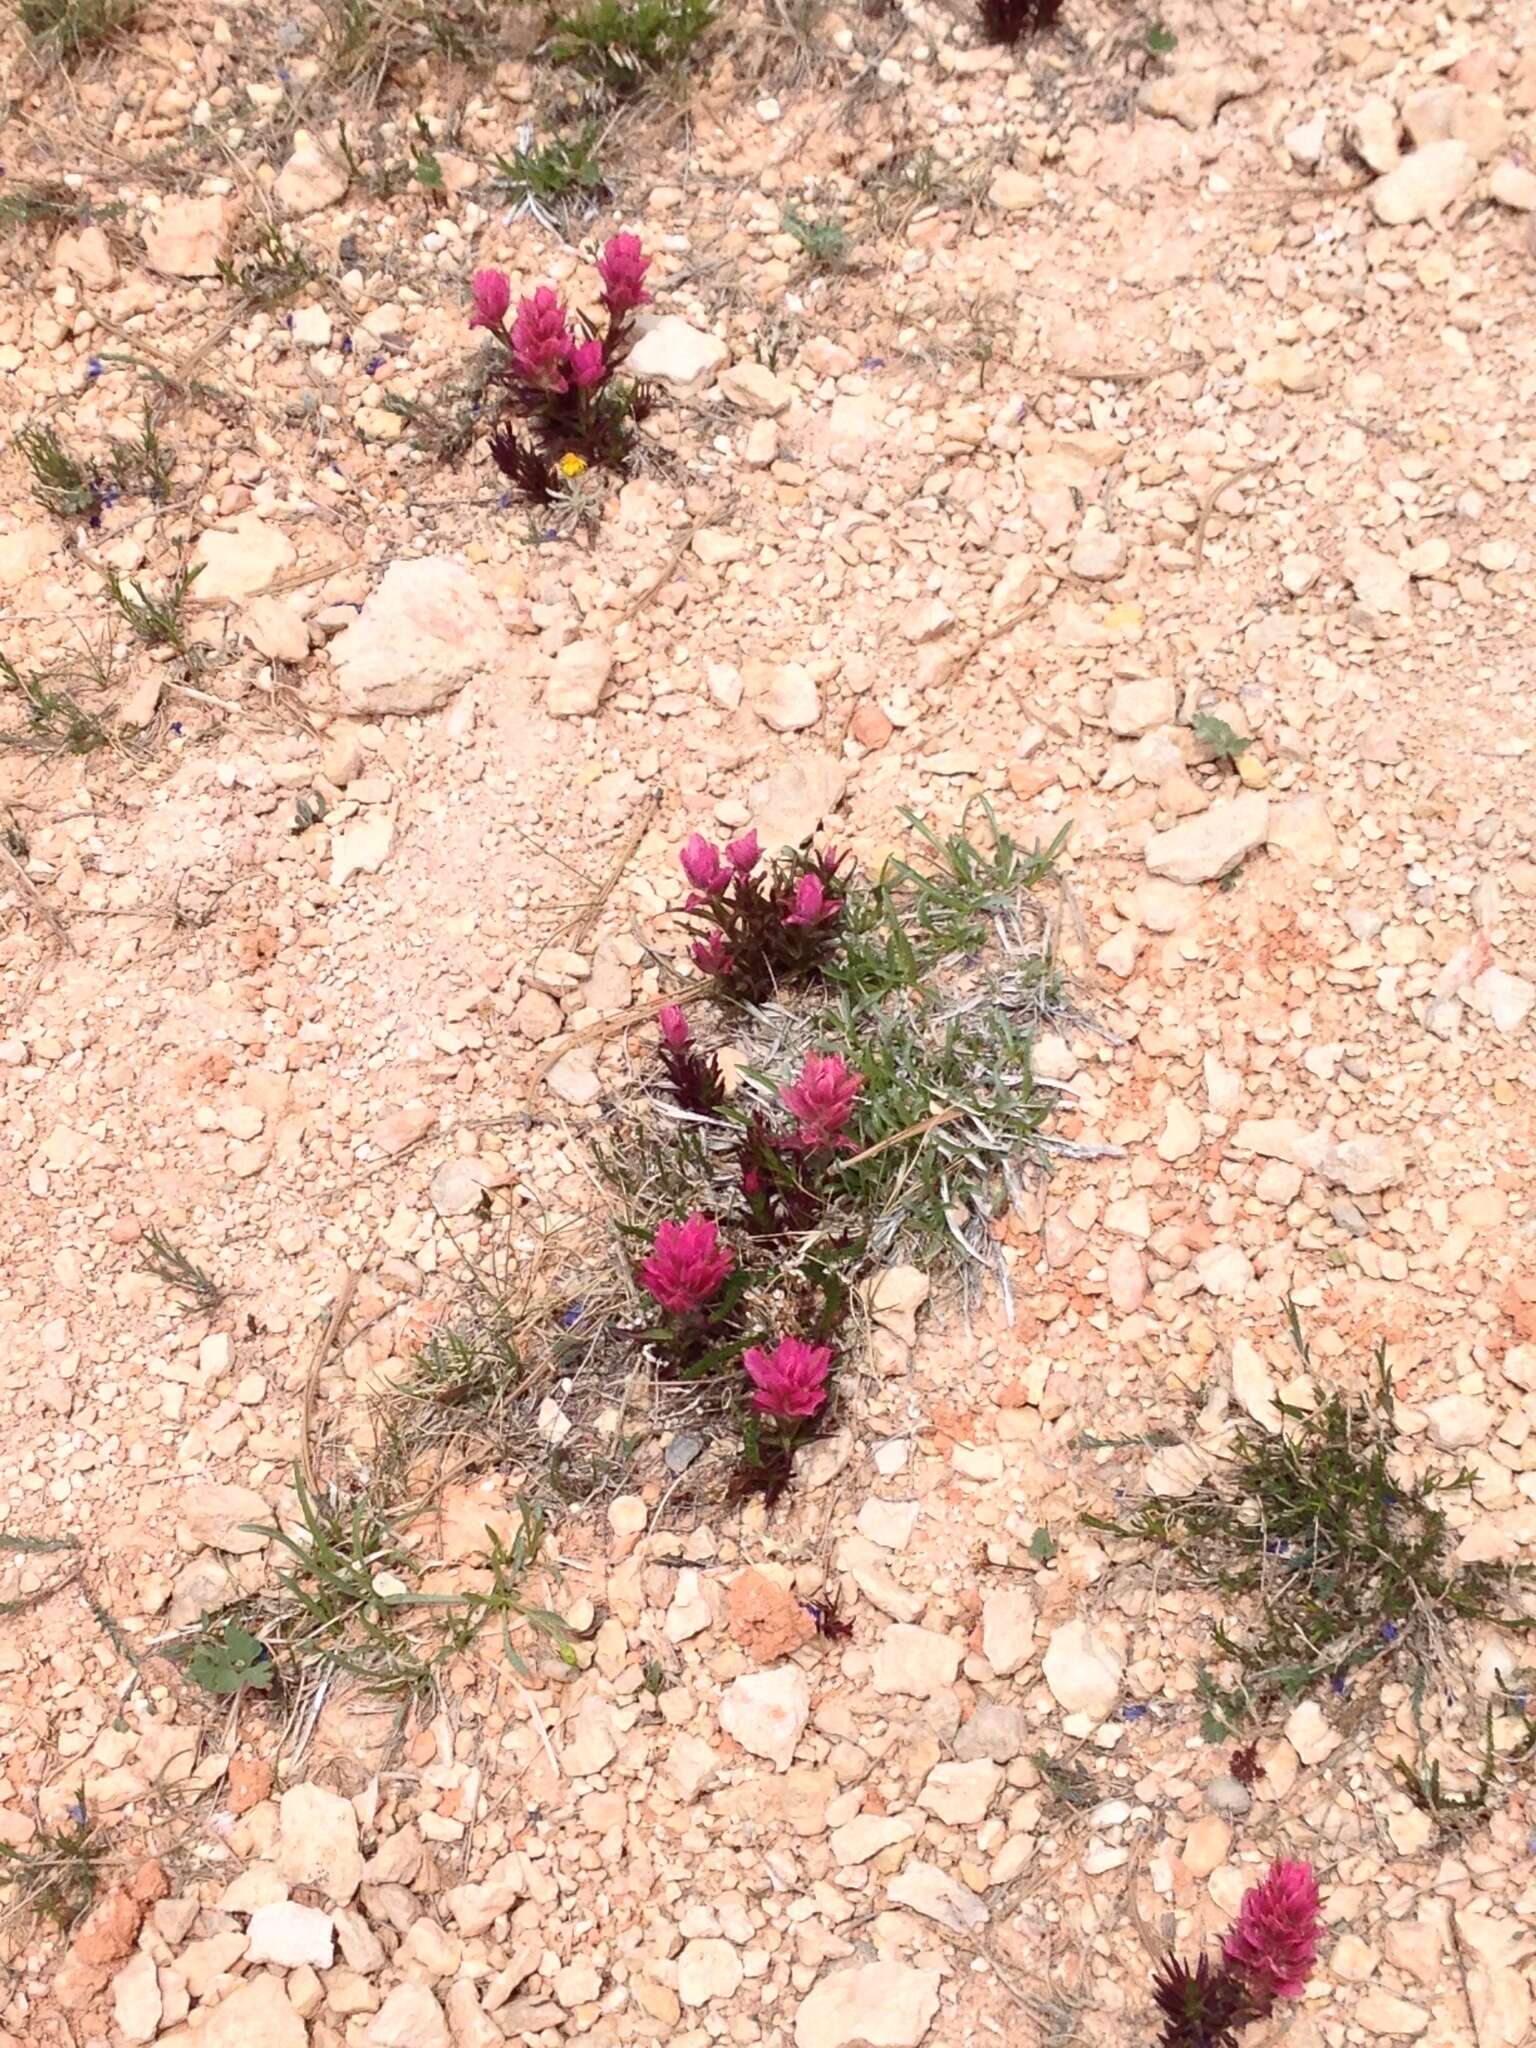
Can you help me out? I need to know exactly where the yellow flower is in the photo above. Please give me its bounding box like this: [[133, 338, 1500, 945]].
[[557, 452, 588, 478]]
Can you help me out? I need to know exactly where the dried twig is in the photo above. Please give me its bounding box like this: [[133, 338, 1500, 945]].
[[0, 838, 74, 951], [1192, 464, 1259, 572], [301, 1268, 360, 1492]]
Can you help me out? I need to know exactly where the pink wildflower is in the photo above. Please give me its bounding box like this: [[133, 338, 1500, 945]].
[[469, 268, 511, 331], [509, 286, 574, 391], [597, 232, 652, 318], [744, 1336, 831, 1420], [680, 833, 730, 894], [779, 1051, 862, 1149], [567, 337, 606, 390], [725, 829, 761, 875], [1222, 1859, 1321, 2006], [639, 1214, 734, 1316], [692, 932, 734, 976], [782, 873, 840, 928], [658, 1005, 691, 1050]]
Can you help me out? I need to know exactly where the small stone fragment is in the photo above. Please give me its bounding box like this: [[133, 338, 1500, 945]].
[[276, 130, 349, 216], [677, 1938, 743, 2007], [144, 196, 234, 278], [980, 1588, 1036, 1677], [247, 1901, 335, 1969], [1368, 141, 1478, 226], [276, 1783, 363, 1904], [743, 658, 820, 732], [331, 558, 508, 716], [870, 1623, 961, 1699], [1042, 1620, 1123, 1720], [718, 360, 793, 415], [1145, 793, 1269, 884], [546, 640, 613, 718], [627, 316, 728, 388], [719, 1664, 811, 1771]]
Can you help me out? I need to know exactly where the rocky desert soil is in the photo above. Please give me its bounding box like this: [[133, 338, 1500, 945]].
[[2, 3, 1536, 2047]]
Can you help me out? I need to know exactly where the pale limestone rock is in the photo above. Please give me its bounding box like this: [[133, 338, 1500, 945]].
[[980, 1587, 1036, 1677], [870, 1623, 961, 1699], [677, 1938, 743, 2007], [275, 130, 349, 216], [330, 557, 507, 717], [546, 639, 613, 718], [719, 1665, 810, 1771], [180, 1482, 269, 1555], [1042, 1619, 1123, 1720], [276, 1784, 363, 1904], [718, 361, 793, 415], [144, 197, 234, 278], [1368, 141, 1478, 226], [192, 513, 296, 604], [1145, 793, 1269, 884], [627, 315, 727, 388], [794, 1963, 941, 2048]]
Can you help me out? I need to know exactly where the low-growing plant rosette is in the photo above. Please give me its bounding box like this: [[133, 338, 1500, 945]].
[[1152, 1859, 1321, 2048], [675, 829, 851, 1002], [470, 233, 656, 507]]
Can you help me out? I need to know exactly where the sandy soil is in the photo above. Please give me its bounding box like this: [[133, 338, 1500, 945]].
[[2, 3, 1536, 2046]]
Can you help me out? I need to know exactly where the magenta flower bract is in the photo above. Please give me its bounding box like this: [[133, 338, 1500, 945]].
[[783, 873, 840, 928], [469, 268, 512, 331], [1221, 1859, 1321, 2005], [640, 1214, 734, 1316], [659, 1005, 691, 1050], [597, 232, 652, 317], [680, 833, 730, 894], [744, 1336, 831, 1420], [725, 829, 761, 875], [510, 286, 574, 391], [692, 932, 733, 976], [567, 337, 606, 390], [779, 1051, 862, 1149]]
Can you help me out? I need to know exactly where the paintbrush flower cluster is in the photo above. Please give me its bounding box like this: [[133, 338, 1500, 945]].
[[469, 234, 655, 507]]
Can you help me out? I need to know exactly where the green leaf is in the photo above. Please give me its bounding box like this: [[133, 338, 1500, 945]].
[[1144, 20, 1177, 55], [1191, 711, 1252, 761], [1029, 1526, 1058, 1562], [1199, 1708, 1232, 1744], [184, 1622, 274, 1695]]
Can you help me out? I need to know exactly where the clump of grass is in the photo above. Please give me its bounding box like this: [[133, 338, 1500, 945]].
[[976, 0, 1062, 44], [782, 204, 850, 272], [0, 1798, 102, 1930], [105, 561, 201, 662], [17, 423, 100, 520], [205, 1471, 576, 1703], [18, 0, 136, 62], [107, 403, 176, 504], [0, 181, 82, 233], [1, 651, 112, 755], [139, 1228, 226, 1308], [1086, 1308, 1536, 1735], [217, 225, 317, 307], [491, 124, 607, 218], [546, 0, 717, 94]]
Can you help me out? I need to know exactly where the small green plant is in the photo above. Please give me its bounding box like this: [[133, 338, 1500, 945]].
[[782, 204, 849, 272], [546, 0, 717, 94], [179, 1620, 275, 1697], [108, 403, 176, 504], [17, 423, 100, 520], [2, 651, 112, 755], [1086, 1309, 1536, 1730], [491, 125, 607, 211], [140, 1227, 226, 1308], [0, 181, 82, 233], [217, 226, 317, 307], [0, 1797, 102, 1929], [105, 562, 201, 661], [1192, 711, 1253, 765], [18, 0, 136, 62], [642, 1657, 666, 1694], [1144, 18, 1177, 57], [236, 1471, 574, 1697]]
